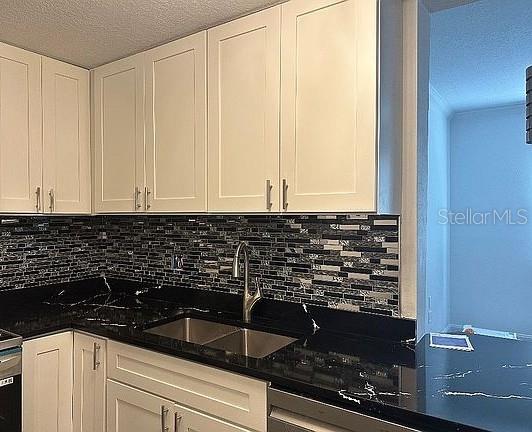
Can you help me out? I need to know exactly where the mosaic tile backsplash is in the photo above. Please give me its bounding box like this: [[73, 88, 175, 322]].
[[0, 216, 105, 290], [0, 214, 400, 316]]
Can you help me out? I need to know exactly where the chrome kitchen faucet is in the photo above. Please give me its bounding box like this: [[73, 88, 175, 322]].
[[232, 242, 262, 323]]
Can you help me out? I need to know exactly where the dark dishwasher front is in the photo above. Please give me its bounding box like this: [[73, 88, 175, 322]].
[[268, 388, 420, 432], [0, 348, 21, 432]]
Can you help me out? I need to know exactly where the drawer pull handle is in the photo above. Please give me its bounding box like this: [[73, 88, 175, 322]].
[[282, 179, 288, 210], [35, 187, 41, 212], [266, 179, 273, 210], [161, 406, 169, 432], [134, 187, 142, 210], [48, 188, 55, 213], [174, 412, 182, 432], [93, 342, 101, 370], [145, 186, 151, 210]]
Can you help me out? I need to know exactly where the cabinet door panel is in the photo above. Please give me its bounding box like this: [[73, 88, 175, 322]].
[[93, 55, 144, 213], [107, 340, 267, 432], [208, 7, 280, 212], [145, 32, 207, 212], [73, 333, 106, 432], [107, 380, 175, 432], [22, 332, 73, 432], [43, 58, 90, 214], [280, 0, 377, 212], [0, 42, 42, 213], [175, 403, 252, 432]]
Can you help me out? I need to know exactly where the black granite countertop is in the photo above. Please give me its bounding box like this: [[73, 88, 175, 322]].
[[1, 278, 530, 432]]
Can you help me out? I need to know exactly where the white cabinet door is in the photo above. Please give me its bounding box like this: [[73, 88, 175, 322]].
[[0, 42, 42, 213], [175, 403, 252, 432], [73, 333, 106, 432], [93, 55, 144, 213], [42, 58, 90, 214], [208, 7, 281, 212], [145, 32, 207, 212], [107, 380, 176, 432], [280, 0, 378, 212], [22, 332, 73, 432], [107, 340, 267, 432]]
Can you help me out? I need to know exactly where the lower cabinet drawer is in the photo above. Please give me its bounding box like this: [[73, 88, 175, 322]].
[[107, 341, 267, 431], [107, 379, 254, 432], [175, 402, 254, 432]]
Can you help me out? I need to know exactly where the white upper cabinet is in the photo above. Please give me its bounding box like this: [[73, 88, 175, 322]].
[[145, 32, 207, 212], [0, 42, 42, 213], [93, 54, 145, 213], [0, 43, 91, 215], [0, 0, 398, 215], [89, 0, 400, 215], [280, 0, 378, 212], [42, 58, 90, 214], [207, 6, 281, 212]]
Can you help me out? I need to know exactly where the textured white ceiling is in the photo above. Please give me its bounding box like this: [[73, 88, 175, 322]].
[[430, 0, 532, 112], [0, 0, 283, 68]]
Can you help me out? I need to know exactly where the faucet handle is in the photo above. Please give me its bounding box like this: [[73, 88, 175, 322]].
[[253, 277, 263, 298]]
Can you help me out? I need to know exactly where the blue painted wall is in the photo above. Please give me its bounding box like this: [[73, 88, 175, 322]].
[[449, 103, 532, 335], [424, 87, 450, 335]]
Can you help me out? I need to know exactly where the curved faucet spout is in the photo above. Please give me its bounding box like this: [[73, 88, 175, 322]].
[[232, 242, 248, 278]]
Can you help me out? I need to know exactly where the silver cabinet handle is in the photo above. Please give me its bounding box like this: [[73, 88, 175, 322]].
[[174, 412, 182, 432], [282, 179, 288, 210], [134, 187, 142, 210], [161, 406, 169, 432], [48, 188, 55, 213], [145, 186, 151, 210], [35, 187, 41, 212], [93, 342, 101, 370], [266, 180, 273, 210], [0, 355, 20, 364]]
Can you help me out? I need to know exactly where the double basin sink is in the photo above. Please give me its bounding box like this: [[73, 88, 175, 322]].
[[145, 317, 297, 358]]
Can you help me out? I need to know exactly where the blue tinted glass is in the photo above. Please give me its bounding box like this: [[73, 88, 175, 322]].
[[432, 336, 468, 347]]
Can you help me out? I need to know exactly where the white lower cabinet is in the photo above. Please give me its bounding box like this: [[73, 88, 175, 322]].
[[73, 333, 106, 432], [107, 380, 176, 432], [107, 340, 267, 431], [22, 332, 74, 432], [108, 380, 252, 432], [23, 334, 266, 432]]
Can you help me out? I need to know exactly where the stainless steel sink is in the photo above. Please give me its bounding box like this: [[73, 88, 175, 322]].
[[145, 318, 239, 345], [145, 317, 297, 358], [205, 328, 297, 359]]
